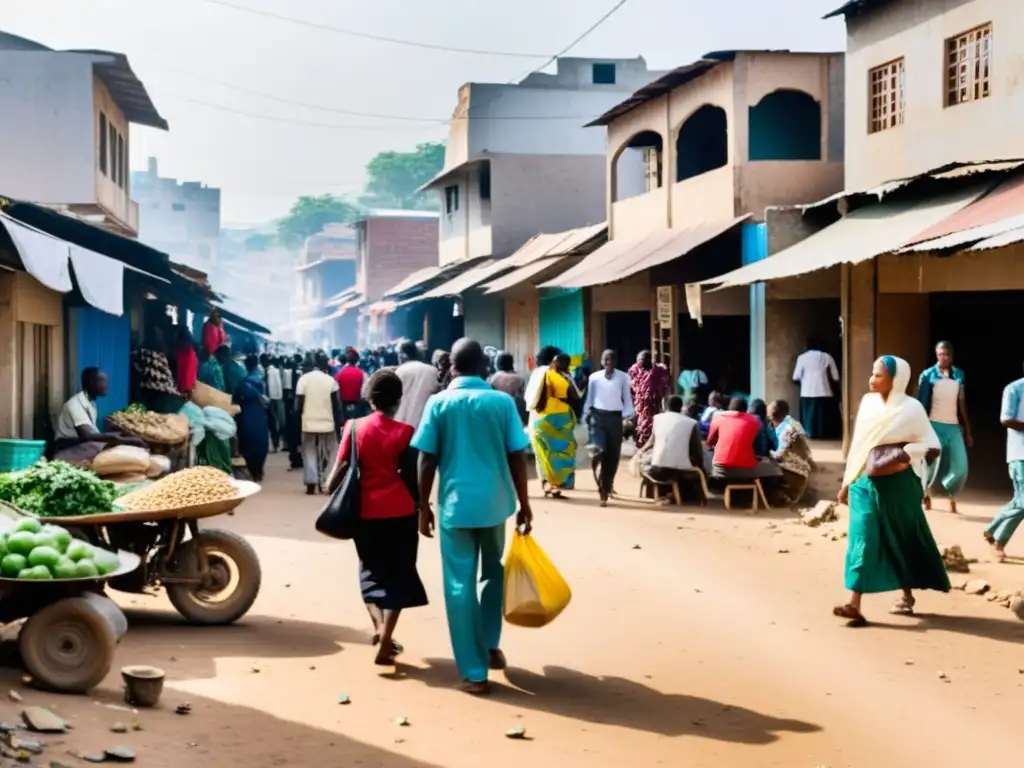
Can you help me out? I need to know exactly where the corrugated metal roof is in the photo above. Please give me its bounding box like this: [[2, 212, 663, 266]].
[[543, 215, 749, 289], [71, 50, 168, 130], [698, 183, 990, 291], [483, 256, 569, 294], [823, 0, 896, 20], [968, 225, 1024, 251], [902, 173, 1024, 248], [800, 160, 1024, 213], [364, 300, 398, 315], [419, 260, 514, 299], [382, 265, 443, 298]]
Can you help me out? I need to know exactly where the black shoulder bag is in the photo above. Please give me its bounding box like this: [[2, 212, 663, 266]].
[[315, 423, 361, 539]]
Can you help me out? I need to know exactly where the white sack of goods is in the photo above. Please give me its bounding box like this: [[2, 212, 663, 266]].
[[147, 454, 172, 478], [90, 445, 151, 478]]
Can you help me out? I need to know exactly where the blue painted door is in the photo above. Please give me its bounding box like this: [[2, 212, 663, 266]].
[[539, 289, 584, 362], [68, 307, 131, 424]]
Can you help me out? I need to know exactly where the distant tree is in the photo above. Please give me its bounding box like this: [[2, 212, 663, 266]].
[[277, 195, 362, 248], [360, 141, 445, 211], [244, 233, 276, 252]]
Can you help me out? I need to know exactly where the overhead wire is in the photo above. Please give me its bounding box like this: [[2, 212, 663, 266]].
[[508, 0, 637, 83], [145, 63, 619, 123], [194, 0, 552, 58]]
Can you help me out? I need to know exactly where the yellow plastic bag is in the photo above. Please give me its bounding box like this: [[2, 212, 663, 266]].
[[503, 533, 572, 628]]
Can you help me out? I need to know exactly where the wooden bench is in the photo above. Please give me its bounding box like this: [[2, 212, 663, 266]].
[[639, 468, 709, 507], [723, 479, 771, 513]]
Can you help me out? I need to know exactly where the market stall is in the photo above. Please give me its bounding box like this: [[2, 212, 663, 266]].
[[0, 461, 262, 661]]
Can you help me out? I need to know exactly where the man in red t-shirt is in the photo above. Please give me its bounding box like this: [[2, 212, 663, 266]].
[[335, 348, 367, 420], [707, 398, 782, 481]]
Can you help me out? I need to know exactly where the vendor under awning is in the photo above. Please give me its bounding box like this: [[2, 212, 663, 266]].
[[53, 367, 146, 464]]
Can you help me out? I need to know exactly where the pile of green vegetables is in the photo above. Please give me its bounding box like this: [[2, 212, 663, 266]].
[[1, 517, 121, 580], [0, 461, 117, 517]]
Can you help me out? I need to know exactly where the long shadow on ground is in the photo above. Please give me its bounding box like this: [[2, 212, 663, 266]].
[[388, 658, 821, 744]]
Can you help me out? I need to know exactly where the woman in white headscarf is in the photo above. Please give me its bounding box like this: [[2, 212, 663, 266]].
[[833, 356, 950, 626]]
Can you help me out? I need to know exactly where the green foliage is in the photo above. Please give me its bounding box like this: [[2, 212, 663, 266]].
[[360, 141, 445, 211], [0, 461, 117, 517], [276, 195, 362, 248]]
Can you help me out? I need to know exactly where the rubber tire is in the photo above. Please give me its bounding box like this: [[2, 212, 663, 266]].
[[19, 597, 117, 694], [166, 529, 261, 625]]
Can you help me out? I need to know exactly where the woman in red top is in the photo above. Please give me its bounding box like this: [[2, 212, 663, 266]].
[[328, 369, 427, 666]]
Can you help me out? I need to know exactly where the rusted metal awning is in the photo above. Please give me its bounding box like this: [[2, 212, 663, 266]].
[[483, 257, 569, 294], [542, 215, 749, 289], [899, 173, 1024, 252], [696, 183, 989, 291]]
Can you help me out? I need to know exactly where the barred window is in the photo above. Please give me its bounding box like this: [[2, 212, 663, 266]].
[[946, 24, 992, 106], [868, 58, 905, 133]]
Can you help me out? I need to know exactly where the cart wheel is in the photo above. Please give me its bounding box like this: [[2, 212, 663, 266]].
[[167, 529, 261, 625], [19, 597, 117, 694]]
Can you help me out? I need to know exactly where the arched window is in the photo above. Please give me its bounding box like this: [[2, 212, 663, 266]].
[[676, 105, 728, 182], [748, 90, 821, 161], [612, 130, 664, 202]]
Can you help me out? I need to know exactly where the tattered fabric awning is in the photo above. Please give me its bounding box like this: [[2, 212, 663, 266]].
[[0, 211, 126, 316]]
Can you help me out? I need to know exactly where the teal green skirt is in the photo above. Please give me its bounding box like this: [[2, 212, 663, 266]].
[[928, 421, 968, 497], [844, 468, 950, 594]]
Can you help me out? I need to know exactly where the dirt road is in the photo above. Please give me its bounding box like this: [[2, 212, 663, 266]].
[[4, 455, 1022, 767]]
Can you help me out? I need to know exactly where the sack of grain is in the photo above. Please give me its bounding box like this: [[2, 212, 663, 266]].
[[191, 381, 233, 411], [90, 445, 151, 477], [147, 454, 172, 478], [103, 472, 150, 485]]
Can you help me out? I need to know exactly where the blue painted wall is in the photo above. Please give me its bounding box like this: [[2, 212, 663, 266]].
[[742, 223, 768, 401], [539, 288, 584, 361], [68, 307, 131, 424]]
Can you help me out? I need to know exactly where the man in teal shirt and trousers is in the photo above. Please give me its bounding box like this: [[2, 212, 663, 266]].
[[414, 338, 533, 694]]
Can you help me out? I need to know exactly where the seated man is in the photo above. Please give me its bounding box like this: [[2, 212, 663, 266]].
[[768, 399, 814, 504], [53, 367, 144, 464], [706, 397, 783, 482], [641, 396, 705, 501]]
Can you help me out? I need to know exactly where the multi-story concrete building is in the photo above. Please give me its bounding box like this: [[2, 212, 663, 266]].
[[131, 157, 221, 267], [542, 50, 845, 393], [833, 0, 1019, 190], [0, 30, 167, 236], [389, 57, 671, 352]]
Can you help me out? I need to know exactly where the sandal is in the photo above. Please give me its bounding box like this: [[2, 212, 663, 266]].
[[371, 635, 404, 655], [832, 604, 868, 626], [889, 597, 915, 616]]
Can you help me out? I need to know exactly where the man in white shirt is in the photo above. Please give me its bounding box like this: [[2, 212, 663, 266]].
[[642, 396, 704, 501], [792, 336, 840, 440], [582, 349, 635, 506], [296, 352, 342, 495], [393, 340, 440, 428], [54, 367, 144, 462], [265, 356, 285, 452]]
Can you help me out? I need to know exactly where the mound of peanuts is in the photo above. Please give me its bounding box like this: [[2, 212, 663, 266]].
[[119, 466, 239, 512]]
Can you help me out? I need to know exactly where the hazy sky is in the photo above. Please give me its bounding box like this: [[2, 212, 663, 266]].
[[8, 0, 847, 224]]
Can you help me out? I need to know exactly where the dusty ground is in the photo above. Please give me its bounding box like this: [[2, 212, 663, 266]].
[[2, 452, 1023, 767]]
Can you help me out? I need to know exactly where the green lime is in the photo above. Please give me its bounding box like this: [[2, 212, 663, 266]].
[[73, 560, 98, 578], [14, 518, 42, 534], [93, 550, 120, 576], [27, 546, 61, 570], [1, 553, 27, 577], [5, 532, 36, 557], [33, 534, 59, 552], [18, 565, 52, 580], [42, 526, 72, 553], [66, 540, 93, 562], [52, 557, 78, 579]]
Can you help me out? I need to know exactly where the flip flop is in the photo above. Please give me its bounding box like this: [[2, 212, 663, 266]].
[[833, 604, 868, 626]]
